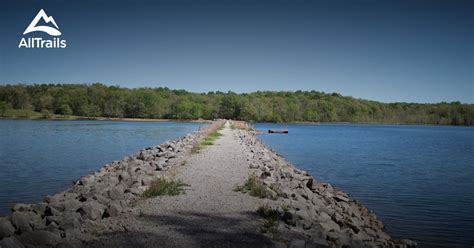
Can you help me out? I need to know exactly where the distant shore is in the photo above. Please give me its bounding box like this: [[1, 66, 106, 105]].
[[0, 110, 211, 123], [2, 115, 470, 127], [260, 120, 471, 126], [0, 109, 470, 126]]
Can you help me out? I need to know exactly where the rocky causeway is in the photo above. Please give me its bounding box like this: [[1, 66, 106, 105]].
[[0, 121, 416, 247]]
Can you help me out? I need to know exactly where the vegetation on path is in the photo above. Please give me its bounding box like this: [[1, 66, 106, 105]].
[[191, 121, 224, 154], [142, 178, 188, 197]]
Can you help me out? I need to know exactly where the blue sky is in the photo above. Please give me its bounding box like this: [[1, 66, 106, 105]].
[[0, 0, 472, 103]]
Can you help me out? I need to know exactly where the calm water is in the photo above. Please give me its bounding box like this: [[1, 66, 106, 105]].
[[254, 123, 474, 248], [0, 120, 202, 216]]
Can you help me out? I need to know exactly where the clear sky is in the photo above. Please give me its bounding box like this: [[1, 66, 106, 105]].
[[0, 0, 472, 103]]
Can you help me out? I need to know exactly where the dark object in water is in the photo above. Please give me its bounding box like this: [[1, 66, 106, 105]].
[[268, 129, 288, 134]]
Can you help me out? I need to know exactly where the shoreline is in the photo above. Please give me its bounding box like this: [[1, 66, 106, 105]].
[[0, 121, 416, 247], [0, 116, 211, 123], [1, 115, 470, 127]]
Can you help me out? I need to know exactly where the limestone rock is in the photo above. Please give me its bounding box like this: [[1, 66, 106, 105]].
[[63, 198, 83, 212], [108, 184, 125, 200], [56, 212, 82, 231], [77, 201, 105, 220], [118, 172, 130, 182], [31, 203, 48, 215], [319, 220, 340, 233], [106, 202, 123, 217], [11, 212, 41, 233], [11, 204, 32, 212], [289, 239, 306, 248], [334, 194, 349, 203], [18, 230, 61, 247], [0, 236, 25, 248], [79, 175, 95, 186], [0, 217, 15, 238]]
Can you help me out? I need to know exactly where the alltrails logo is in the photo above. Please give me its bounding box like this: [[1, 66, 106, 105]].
[[18, 9, 67, 48]]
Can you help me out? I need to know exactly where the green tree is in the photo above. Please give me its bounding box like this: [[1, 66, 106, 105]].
[[0, 101, 8, 116], [58, 104, 73, 116], [0, 84, 472, 125]]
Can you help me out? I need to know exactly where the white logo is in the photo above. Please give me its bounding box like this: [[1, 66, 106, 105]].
[[18, 9, 67, 49], [23, 9, 61, 36]]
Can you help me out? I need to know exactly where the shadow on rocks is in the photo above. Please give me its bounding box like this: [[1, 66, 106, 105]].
[[85, 211, 276, 248]]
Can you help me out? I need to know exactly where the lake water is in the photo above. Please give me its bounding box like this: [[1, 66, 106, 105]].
[[254, 123, 474, 248], [0, 120, 202, 216]]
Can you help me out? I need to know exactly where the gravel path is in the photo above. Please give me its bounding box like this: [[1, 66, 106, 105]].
[[88, 122, 278, 247]]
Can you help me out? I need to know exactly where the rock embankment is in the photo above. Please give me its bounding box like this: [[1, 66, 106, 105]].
[[236, 127, 416, 247], [0, 121, 223, 247]]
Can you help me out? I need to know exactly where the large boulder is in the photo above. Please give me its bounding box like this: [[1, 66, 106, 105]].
[[11, 204, 32, 212], [63, 198, 83, 212], [107, 184, 125, 200], [79, 175, 95, 187], [317, 211, 332, 222], [17, 230, 61, 247], [164, 151, 176, 159], [56, 212, 82, 231], [118, 171, 130, 183], [334, 193, 349, 203], [44, 194, 64, 204], [101, 174, 119, 185], [319, 219, 341, 233], [44, 205, 62, 217], [261, 153, 272, 162], [48, 201, 66, 212], [141, 177, 152, 186], [0, 217, 15, 238], [31, 203, 48, 215], [289, 239, 305, 248], [151, 160, 165, 171], [129, 185, 147, 195], [0, 236, 25, 248], [11, 212, 42, 233], [77, 201, 105, 220], [105, 202, 123, 217], [93, 193, 112, 205]]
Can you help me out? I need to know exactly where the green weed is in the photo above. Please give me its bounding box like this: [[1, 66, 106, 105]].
[[257, 204, 281, 233], [234, 176, 269, 198], [142, 178, 188, 197]]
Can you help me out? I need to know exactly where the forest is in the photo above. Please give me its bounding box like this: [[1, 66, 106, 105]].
[[0, 83, 472, 125]]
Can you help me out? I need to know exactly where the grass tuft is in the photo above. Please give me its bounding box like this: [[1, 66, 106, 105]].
[[281, 204, 290, 213], [234, 176, 269, 198], [191, 144, 202, 154], [203, 131, 222, 144], [142, 178, 188, 197], [257, 204, 280, 233], [201, 140, 214, 146], [192, 131, 222, 154]]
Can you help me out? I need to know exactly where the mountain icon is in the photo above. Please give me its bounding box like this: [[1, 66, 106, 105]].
[[23, 9, 61, 36]]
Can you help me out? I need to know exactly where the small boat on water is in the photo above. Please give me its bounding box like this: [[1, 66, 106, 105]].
[[268, 129, 288, 134]]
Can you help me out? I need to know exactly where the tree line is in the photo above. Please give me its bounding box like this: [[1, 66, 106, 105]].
[[0, 83, 472, 125]]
